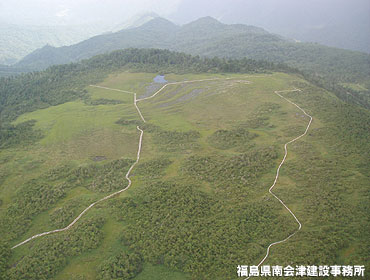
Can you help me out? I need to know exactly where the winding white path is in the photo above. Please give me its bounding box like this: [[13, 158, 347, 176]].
[[12, 76, 312, 276], [11, 126, 144, 250], [245, 88, 313, 280], [11, 76, 238, 249]]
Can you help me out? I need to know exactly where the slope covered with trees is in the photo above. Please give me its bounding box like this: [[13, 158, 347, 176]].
[[0, 23, 107, 65], [13, 17, 370, 86]]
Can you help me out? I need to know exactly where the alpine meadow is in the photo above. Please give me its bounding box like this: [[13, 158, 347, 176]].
[[0, 2, 369, 280]]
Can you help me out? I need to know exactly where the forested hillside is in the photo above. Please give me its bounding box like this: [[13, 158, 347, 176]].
[[14, 17, 370, 86], [0, 23, 107, 65]]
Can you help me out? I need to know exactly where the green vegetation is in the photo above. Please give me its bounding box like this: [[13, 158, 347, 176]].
[[133, 158, 172, 180], [207, 128, 257, 149], [49, 196, 94, 228], [76, 159, 134, 193], [0, 120, 43, 149], [0, 50, 368, 279], [0, 241, 11, 280], [98, 252, 143, 280], [85, 98, 124, 106], [0, 158, 133, 243], [2, 177, 67, 240], [153, 128, 201, 152], [115, 181, 292, 278], [0, 65, 28, 77], [134, 264, 189, 280], [116, 118, 141, 126], [182, 146, 277, 186], [7, 217, 105, 280], [0, 48, 286, 125], [8, 17, 369, 110]]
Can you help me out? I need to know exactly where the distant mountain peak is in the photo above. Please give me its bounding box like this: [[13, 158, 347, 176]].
[[112, 12, 160, 32], [197, 16, 222, 23], [138, 17, 179, 31], [185, 16, 224, 27], [43, 43, 55, 48]]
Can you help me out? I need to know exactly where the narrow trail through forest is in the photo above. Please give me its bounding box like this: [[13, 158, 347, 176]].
[[12, 77, 232, 249], [12, 77, 313, 279], [245, 88, 313, 279]]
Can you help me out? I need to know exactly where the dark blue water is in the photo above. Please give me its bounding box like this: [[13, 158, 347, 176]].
[[153, 75, 167, 83]]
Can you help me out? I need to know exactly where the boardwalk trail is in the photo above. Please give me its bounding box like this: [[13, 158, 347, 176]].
[[12, 77, 229, 249], [245, 88, 313, 279], [12, 77, 312, 279]]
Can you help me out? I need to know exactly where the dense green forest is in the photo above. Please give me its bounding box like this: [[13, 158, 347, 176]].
[[0, 65, 30, 78]]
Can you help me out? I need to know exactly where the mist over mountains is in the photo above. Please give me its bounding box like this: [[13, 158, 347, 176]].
[[0, 23, 109, 65], [167, 0, 370, 53], [0, 13, 158, 65], [14, 16, 370, 86], [0, 0, 369, 65]]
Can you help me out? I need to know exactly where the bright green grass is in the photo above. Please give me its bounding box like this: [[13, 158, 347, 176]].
[[1, 98, 141, 205], [88, 86, 134, 102], [99, 72, 158, 95], [14, 101, 136, 144], [11, 98, 142, 165]]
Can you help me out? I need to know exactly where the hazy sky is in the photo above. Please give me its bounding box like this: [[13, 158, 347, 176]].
[[0, 0, 182, 25], [1, 0, 369, 29]]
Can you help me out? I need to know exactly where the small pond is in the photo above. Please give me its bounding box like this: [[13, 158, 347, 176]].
[[153, 75, 167, 83]]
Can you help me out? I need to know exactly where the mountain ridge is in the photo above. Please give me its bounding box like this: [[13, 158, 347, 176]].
[[0, 22, 109, 65], [112, 12, 160, 32], [13, 16, 370, 88]]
